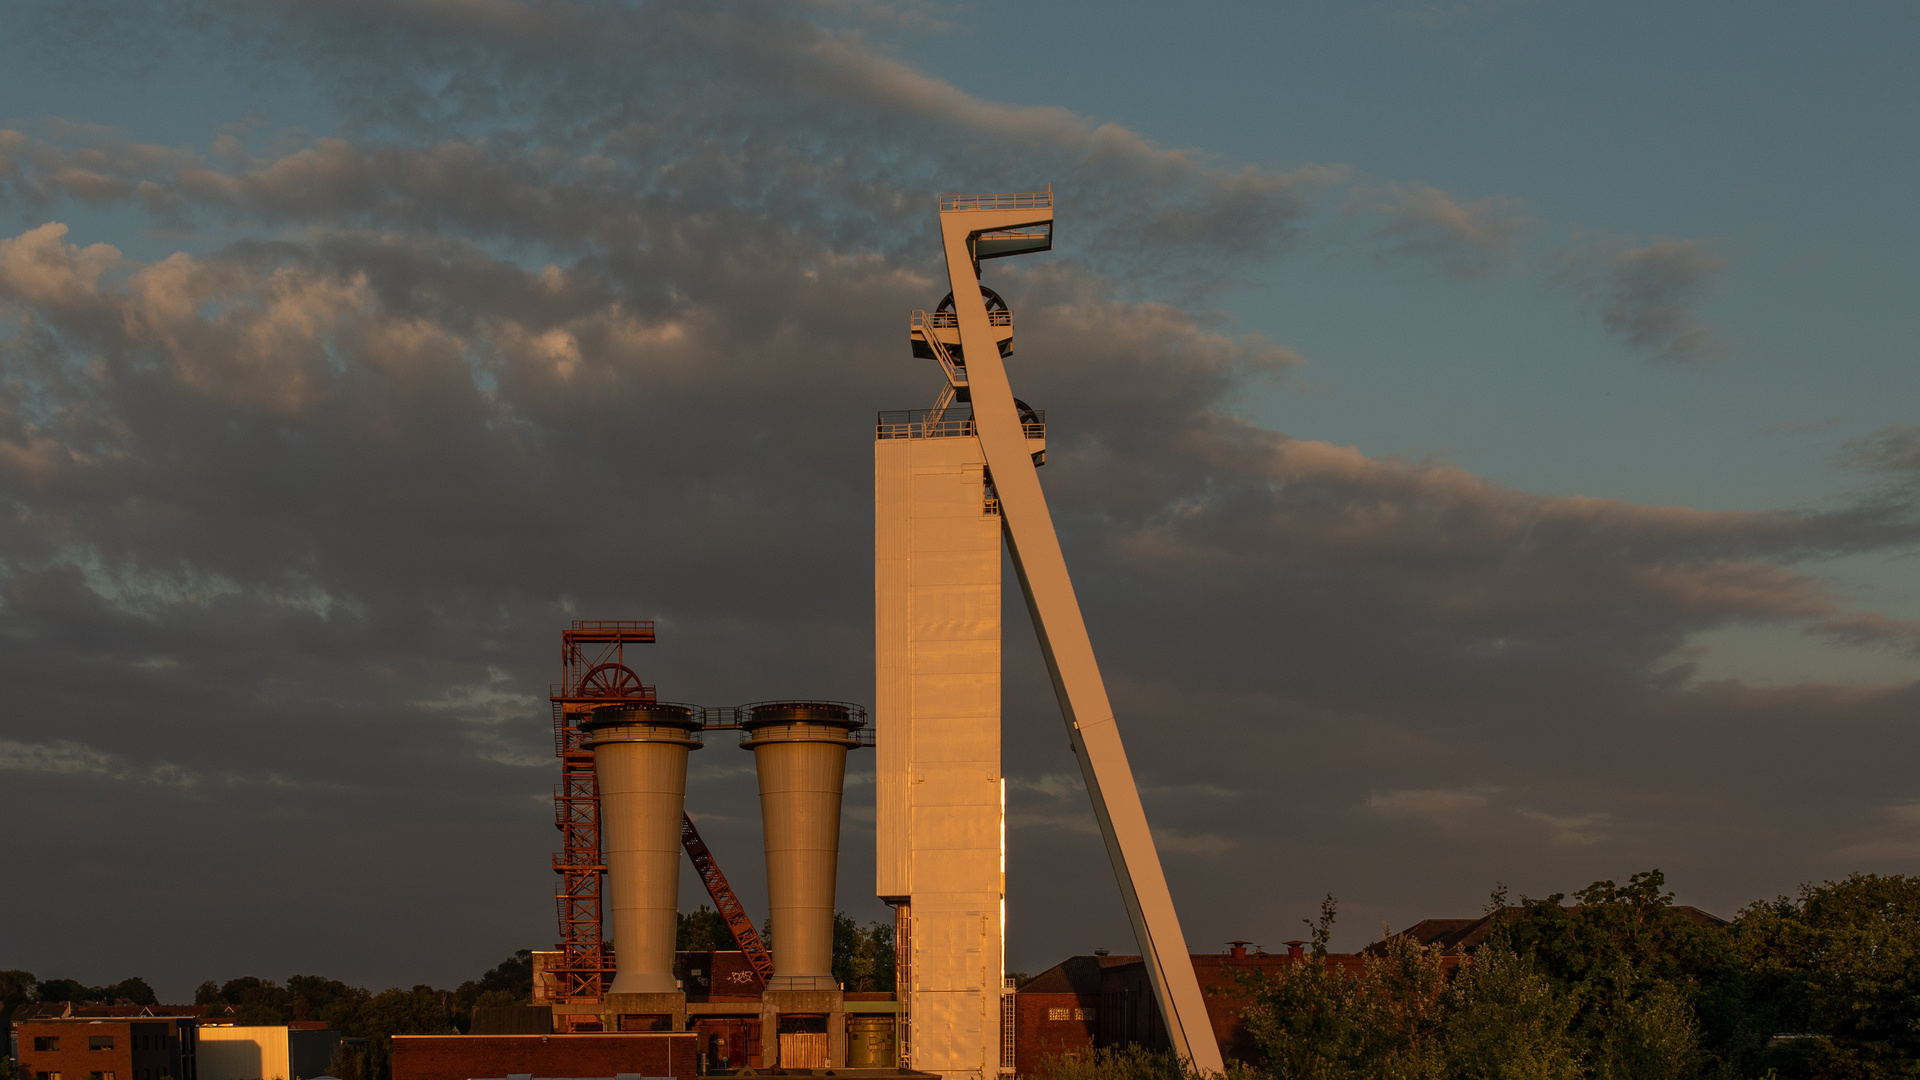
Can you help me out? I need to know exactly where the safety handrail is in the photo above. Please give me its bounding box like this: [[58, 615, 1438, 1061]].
[[911, 309, 1012, 329], [876, 409, 1046, 441], [909, 312, 968, 386], [941, 190, 1053, 212]]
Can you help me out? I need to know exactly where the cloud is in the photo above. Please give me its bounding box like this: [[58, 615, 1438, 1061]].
[[1516, 808, 1610, 846], [0, 222, 122, 308], [0, 738, 124, 776], [1843, 424, 1920, 476], [0, 738, 199, 787], [1150, 827, 1238, 858], [1008, 810, 1100, 836], [0, 0, 1916, 991], [1367, 787, 1502, 840], [1009, 773, 1088, 798], [415, 666, 547, 765], [1369, 786, 1499, 818], [1350, 182, 1528, 277], [1555, 235, 1727, 362], [1810, 613, 1920, 658], [1095, 426, 1916, 669], [1827, 801, 1920, 863]]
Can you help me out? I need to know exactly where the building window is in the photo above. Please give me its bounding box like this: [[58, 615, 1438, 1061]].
[[90, 1071, 115, 1080], [1074, 1008, 1097, 1021], [35, 1037, 61, 1052], [1046, 1008, 1069, 1021], [89, 1037, 116, 1051]]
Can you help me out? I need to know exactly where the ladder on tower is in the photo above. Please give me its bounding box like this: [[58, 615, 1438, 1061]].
[[681, 812, 775, 984]]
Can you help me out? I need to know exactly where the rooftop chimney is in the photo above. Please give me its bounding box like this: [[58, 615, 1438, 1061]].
[[1284, 940, 1307, 959], [1226, 941, 1252, 960]]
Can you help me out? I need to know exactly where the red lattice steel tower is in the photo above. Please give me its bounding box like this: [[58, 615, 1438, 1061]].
[[550, 619, 658, 1004]]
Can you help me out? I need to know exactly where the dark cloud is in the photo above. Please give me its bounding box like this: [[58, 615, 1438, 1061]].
[[1844, 423, 1920, 476], [1554, 234, 1727, 362], [1, 0, 1917, 999]]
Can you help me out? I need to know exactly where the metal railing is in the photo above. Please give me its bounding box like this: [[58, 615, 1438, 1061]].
[[695, 702, 869, 730], [941, 190, 1053, 212], [877, 408, 1045, 441], [912, 309, 1013, 329], [738, 724, 876, 748]]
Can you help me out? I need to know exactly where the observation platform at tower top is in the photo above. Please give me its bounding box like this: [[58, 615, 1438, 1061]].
[[938, 189, 1053, 264]]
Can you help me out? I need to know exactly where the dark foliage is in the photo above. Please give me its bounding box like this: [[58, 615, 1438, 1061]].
[[1231, 872, 1920, 1080], [29, 976, 156, 1007], [678, 906, 732, 951], [832, 913, 895, 993]]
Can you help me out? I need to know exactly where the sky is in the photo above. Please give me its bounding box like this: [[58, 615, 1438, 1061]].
[[0, 0, 1916, 1001]]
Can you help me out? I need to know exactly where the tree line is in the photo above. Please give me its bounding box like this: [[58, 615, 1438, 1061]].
[[4, 909, 897, 1080], [1040, 870, 1920, 1080], [0, 952, 534, 1080]]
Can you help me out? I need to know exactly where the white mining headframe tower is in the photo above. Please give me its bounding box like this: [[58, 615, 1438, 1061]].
[[875, 190, 1225, 1079]]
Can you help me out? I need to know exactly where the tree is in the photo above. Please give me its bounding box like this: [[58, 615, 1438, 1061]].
[[1593, 980, 1697, 1080], [288, 975, 371, 1029], [207, 977, 294, 1024], [325, 1041, 363, 1080], [0, 970, 36, 1023], [678, 906, 731, 951], [1497, 870, 1734, 1075], [30, 976, 157, 1006], [1033, 1045, 1197, 1080], [35, 979, 86, 1002], [108, 978, 157, 1006], [1237, 895, 1367, 1079], [334, 985, 456, 1080], [1734, 873, 1920, 1079], [451, 951, 535, 1029], [1442, 945, 1580, 1080], [831, 913, 895, 993]]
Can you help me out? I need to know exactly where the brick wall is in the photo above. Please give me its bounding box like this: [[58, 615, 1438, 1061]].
[[1013, 993, 1099, 1077], [15, 1021, 186, 1080], [391, 1033, 697, 1080]]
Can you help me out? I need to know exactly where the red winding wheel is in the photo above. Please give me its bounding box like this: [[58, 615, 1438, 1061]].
[[576, 662, 649, 699]]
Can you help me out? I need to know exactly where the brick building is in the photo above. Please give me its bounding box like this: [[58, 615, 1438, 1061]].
[[389, 1033, 696, 1080], [11, 1006, 205, 1080], [1094, 945, 1380, 1064], [1008, 954, 1136, 1076]]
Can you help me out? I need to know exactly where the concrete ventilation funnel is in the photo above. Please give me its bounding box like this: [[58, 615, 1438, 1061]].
[[741, 701, 871, 991], [581, 702, 704, 994]]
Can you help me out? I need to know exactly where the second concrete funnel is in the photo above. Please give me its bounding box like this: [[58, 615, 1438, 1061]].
[[740, 701, 869, 991]]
